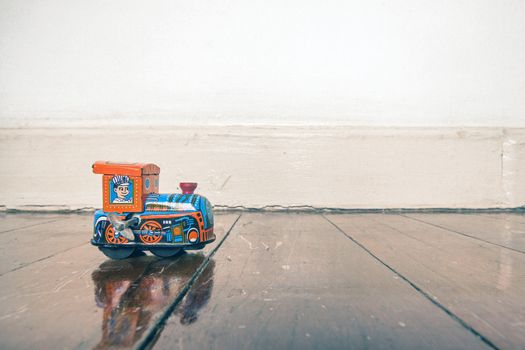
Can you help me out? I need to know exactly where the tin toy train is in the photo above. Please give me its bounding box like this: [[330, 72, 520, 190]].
[[91, 161, 214, 259]]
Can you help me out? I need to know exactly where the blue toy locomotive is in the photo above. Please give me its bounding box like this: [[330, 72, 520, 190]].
[[91, 161, 214, 259]]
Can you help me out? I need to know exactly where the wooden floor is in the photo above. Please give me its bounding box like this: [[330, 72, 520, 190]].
[[0, 212, 524, 350]]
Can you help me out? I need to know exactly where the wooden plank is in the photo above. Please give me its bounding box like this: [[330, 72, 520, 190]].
[[0, 214, 92, 275], [405, 213, 525, 253], [0, 213, 63, 234], [325, 213, 525, 350], [154, 213, 489, 350], [0, 213, 240, 349]]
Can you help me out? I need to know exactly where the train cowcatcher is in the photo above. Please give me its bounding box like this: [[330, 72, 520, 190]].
[[91, 161, 214, 259]]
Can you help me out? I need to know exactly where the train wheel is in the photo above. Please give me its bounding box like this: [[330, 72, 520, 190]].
[[105, 224, 129, 244], [99, 246, 136, 260], [139, 220, 163, 244], [150, 247, 182, 258]]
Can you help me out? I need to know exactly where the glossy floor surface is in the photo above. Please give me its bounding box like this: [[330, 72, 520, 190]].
[[0, 212, 524, 349]]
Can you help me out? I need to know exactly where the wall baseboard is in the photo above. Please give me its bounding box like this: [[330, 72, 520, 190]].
[[1, 126, 524, 210], [1, 206, 525, 214]]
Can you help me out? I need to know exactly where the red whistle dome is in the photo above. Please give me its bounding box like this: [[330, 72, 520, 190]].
[[180, 182, 198, 194]]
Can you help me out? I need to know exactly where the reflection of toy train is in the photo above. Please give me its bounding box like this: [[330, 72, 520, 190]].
[[91, 161, 214, 259], [92, 254, 214, 349]]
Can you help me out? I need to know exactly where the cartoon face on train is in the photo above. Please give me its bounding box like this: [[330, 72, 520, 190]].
[[91, 161, 214, 260]]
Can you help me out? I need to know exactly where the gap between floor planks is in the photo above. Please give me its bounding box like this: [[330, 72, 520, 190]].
[[322, 214, 500, 350]]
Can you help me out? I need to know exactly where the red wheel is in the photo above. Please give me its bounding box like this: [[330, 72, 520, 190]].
[[139, 220, 163, 244], [105, 224, 128, 244]]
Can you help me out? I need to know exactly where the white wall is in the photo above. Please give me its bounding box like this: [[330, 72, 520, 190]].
[[1, 0, 524, 127]]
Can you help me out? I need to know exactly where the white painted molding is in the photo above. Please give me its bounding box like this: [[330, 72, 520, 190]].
[[0, 126, 524, 210]]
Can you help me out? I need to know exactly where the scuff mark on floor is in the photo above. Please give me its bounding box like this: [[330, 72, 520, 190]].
[[239, 235, 257, 250], [0, 305, 28, 320]]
